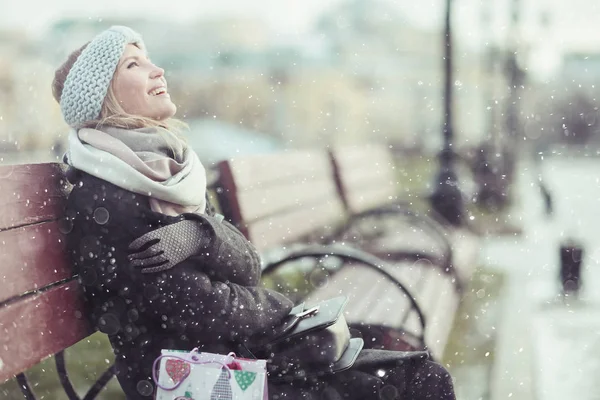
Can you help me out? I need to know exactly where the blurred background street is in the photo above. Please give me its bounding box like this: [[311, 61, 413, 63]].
[[3, 0, 600, 399]]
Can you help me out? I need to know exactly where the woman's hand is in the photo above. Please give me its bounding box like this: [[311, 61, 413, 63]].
[[127, 215, 262, 284], [128, 220, 208, 273]]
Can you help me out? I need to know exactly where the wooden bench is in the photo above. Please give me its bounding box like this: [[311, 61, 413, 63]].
[[0, 163, 116, 399], [1, 149, 474, 396], [0, 159, 425, 399], [214, 149, 460, 356], [329, 144, 480, 359]]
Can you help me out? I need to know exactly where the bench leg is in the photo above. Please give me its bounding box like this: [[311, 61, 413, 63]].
[[56, 350, 81, 399], [14, 351, 117, 400], [16, 373, 36, 400], [56, 350, 116, 400]]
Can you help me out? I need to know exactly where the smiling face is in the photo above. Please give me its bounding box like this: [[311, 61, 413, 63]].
[[111, 44, 176, 121]]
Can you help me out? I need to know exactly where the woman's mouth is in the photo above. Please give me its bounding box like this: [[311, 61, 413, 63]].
[[148, 87, 168, 96]]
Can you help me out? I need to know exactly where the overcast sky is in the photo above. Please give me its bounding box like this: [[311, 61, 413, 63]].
[[1, 0, 380, 34], [2, 1, 447, 35]]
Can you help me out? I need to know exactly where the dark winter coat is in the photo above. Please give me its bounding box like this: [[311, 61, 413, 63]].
[[66, 170, 452, 400]]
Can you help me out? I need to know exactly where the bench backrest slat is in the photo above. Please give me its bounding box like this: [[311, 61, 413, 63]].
[[0, 280, 91, 383], [0, 163, 69, 231], [0, 221, 71, 303], [217, 151, 347, 252], [248, 198, 344, 251], [0, 163, 92, 384], [331, 146, 454, 259], [331, 145, 398, 214]]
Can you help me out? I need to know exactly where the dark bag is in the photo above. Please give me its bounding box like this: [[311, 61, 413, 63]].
[[253, 296, 364, 381]]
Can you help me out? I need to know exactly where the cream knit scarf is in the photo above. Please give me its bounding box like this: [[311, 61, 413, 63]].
[[66, 126, 206, 216]]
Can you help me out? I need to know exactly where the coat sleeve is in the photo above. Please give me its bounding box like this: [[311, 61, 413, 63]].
[[180, 212, 262, 286], [69, 176, 293, 342], [130, 263, 293, 340], [194, 194, 262, 286]]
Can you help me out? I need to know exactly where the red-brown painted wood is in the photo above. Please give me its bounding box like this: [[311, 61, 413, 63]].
[[0, 220, 71, 303], [0, 162, 91, 382], [0, 163, 69, 231], [0, 280, 92, 383]]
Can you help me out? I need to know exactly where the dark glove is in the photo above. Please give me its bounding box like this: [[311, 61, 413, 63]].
[[128, 215, 261, 278], [127, 219, 208, 273]]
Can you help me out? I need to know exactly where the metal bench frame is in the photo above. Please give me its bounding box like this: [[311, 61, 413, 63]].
[[331, 204, 464, 293], [263, 244, 428, 351], [16, 351, 115, 400]]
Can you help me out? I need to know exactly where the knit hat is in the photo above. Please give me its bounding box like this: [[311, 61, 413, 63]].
[[59, 26, 146, 127]]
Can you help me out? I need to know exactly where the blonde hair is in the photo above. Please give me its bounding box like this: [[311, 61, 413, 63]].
[[81, 83, 188, 139], [53, 43, 188, 142]]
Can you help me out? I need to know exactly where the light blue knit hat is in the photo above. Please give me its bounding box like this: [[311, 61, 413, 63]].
[[60, 26, 146, 127]]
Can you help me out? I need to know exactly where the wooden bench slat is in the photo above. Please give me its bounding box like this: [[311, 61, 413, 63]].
[[337, 165, 397, 188], [331, 147, 400, 214], [248, 199, 346, 251], [336, 163, 397, 192], [217, 149, 349, 250], [349, 283, 410, 326], [0, 163, 68, 231], [238, 179, 339, 223], [0, 280, 92, 383], [0, 221, 71, 303], [333, 146, 396, 196], [332, 146, 395, 169], [344, 184, 398, 214], [226, 152, 334, 190], [217, 151, 345, 246], [305, 266, 414, 327], [361, 226, 445, 258]]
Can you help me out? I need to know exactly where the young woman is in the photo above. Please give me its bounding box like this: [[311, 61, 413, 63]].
[[54, 26, 456, 400]]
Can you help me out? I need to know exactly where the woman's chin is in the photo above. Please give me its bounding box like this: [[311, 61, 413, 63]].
[[155, 104, 177, 121]]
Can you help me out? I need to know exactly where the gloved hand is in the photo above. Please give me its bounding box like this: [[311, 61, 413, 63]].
[[127, 219, 209, 273], [127, 215, 261, 281]]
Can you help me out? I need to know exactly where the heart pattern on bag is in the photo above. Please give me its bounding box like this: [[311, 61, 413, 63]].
[[233, 371, 256, 391], [165, 359, 191, 385]]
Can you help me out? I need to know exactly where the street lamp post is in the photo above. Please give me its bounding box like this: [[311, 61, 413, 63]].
[[430, 0, 464, 226], [473, 1, 511, 211]]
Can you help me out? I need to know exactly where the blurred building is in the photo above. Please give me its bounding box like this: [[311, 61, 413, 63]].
[[0, 30, 66, 152], [316, 0, 493, 150], [315, 0, 443, 150]]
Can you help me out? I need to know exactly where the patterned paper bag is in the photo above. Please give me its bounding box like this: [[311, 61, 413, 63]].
[[154, 349, 268, 400]]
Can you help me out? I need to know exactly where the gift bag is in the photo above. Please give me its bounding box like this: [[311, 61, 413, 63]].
[[154, 349, 268, 400]]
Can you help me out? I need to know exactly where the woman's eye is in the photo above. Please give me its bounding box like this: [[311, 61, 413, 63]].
[[127, 61, 139, 69]]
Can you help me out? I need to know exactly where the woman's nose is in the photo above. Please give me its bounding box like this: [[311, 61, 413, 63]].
[[150, 65, 164, 79]]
